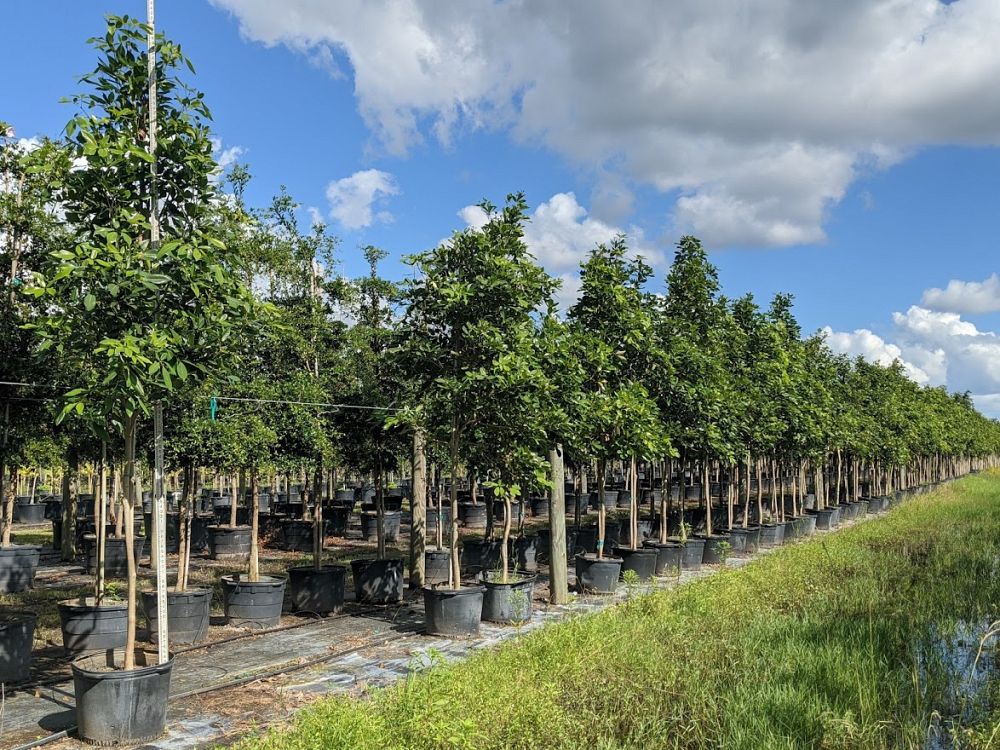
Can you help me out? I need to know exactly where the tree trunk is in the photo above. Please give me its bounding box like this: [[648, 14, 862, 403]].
[[61, 452, 79, 561], [313, 465, 324, 571], [549, 443, 568, 604], [596, 459, 607, 558], [410, 430, 426, 589], [123, 414, 138, 671], [249, 470, 260, 582], [449, 429, 461, 588]]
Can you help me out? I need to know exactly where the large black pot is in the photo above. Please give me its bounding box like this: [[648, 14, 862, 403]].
[[530, 497, 550, 517], [613, 545, 658, 581], [855, 499, 870, 516], [796, 514, 817, 538], [208, 525, 252, 560], [423, 585, 485, 636], [142, 588, 211, 645], [514, 535, 539, 572], [480, 574, 535, 624], [72, 650, 173, 745], [58, 597, 128, 654], [565, 493, 589, 517], [678, 537, 706, 570], [13, 501, 45, 524], [729, 526, 761, 554], [426, 506, 454, 532], [462, 538, 504, 573], [492, 499, 524, 525], [575, 553, 622, 594], [642, 540, 681, 576], [759, 523, 784, 548], [458, 502, 487, 528], [288, 565, 346, 615], [0, 544, 40, 593], [84, 535, 147, 578], [327, 505, 352, 536], [699, 534, 732, 565], [424, 548, 454, 586], [281, 519, 315, 552], [44, 498, 62, 520], [361, 511, 402, 542], [221, 574, 286, 628], [351, 558, 404, 604], [0, 611, 35, 683]]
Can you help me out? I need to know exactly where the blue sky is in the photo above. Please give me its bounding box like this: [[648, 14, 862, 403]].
[[3, 1, 1000, 414]]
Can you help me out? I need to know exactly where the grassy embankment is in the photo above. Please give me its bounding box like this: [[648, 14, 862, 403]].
[[232, 473, 1000, 749]]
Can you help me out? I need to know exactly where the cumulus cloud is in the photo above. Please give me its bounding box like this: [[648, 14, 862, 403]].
[[821, 326, 933, 385], [212, 0, 1000, 247], [825, 304, 1000, 416], [458, 192, 661, 273], [921, 273, 1000, 314], [973, 393, 1000, 419], [325, 169, 399, 230]]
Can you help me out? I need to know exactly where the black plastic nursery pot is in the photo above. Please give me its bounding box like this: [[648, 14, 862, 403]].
[[288, 565, 346, 615], [281, 519, 315, 552], [565, 493, 589, 517], [855, 499, 870, 516], [84, 535, 147, 578], [458, 502, 487, 529], [0, 611, 36, 683], [351, 558, 404, 604], [221, 574, 286, 629], [423, 585, 486, 636], [141, 588, 211, 645], [678, 537, 706, 570], [208, 525, 252, 561], [530, 497, 550, 517], [536, 527, 578, 564], [424, 547, 454, 585], [514, 535, 539, 572], [699, 534, 732, 565], [13, 500, 46, 524], [729, 526, 761, 554], [72, 649, 173, 746], [426, 506, 454, 532], [796, 514, 817, 538], [575, 553, 623, 594], [492, 499, 524, 524], [462, 538, 504, 572], [44, 498, 62, 520], [868, 496, 887, 513], [0, 544, 41, 593], [759, 523, 784, 548], [58, 597, 128, 654], [828, 506, 842, 528], [480, 574, 535, 624], [613, 545, 658, 581], [361, 511, 402, 542], [326, 505, 352, 536], [783, 518, 802, 542], [642, 540, 682, 576]]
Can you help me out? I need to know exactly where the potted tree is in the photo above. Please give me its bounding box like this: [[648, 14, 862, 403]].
[[397, 195, 556, 634], [567, 237, 666, 593], [27, 14, 255, 743]]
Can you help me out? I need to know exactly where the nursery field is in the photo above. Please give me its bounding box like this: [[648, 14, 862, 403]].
[[233, 473, 1000, 750]]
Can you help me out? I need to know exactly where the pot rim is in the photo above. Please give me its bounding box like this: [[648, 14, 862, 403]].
[[140, 586, 212, 599], [58, 596, 127, 611], [71, 650, 174, 680], [479, 573, 537, 587], [220, 573, 287, 586], [575, 553, 624, 564], [421, 584, 486, 596], [0, 610, 38, 626], [0, 543, 42, 554], [287, 564, 347, 575], [207, 524, 253, 532]]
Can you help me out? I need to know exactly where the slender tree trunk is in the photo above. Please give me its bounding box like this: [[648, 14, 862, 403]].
[[549, 443, 568, 604], [249, 470, 260, 582], [123, 414, 138, 671], [410, 430, 426, 589], [449, 428, 461, 588], [596, 459, 607, 559], [61, 452, 78, 561]]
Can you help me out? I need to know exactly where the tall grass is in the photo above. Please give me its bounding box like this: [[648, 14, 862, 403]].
[[232, 475, 1000, 749]]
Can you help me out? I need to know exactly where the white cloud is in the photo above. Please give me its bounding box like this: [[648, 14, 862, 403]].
[[458, 192, 662, 273], [825, 304, 1000, 411], [212, 0, 1000, 247], [921, 273, 1000, 315], [821, 325, 932, 385], [325, 169, 399, 230]]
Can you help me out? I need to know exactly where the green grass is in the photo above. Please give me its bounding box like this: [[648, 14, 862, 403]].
[[230, 473, 1000, 750]]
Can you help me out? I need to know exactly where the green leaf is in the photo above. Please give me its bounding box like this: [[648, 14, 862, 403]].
[[84, 293, 96, 311]]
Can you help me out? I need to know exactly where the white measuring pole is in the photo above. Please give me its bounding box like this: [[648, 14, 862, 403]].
[[153, 402, 169, 660], [148, 0, 169, 663]]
